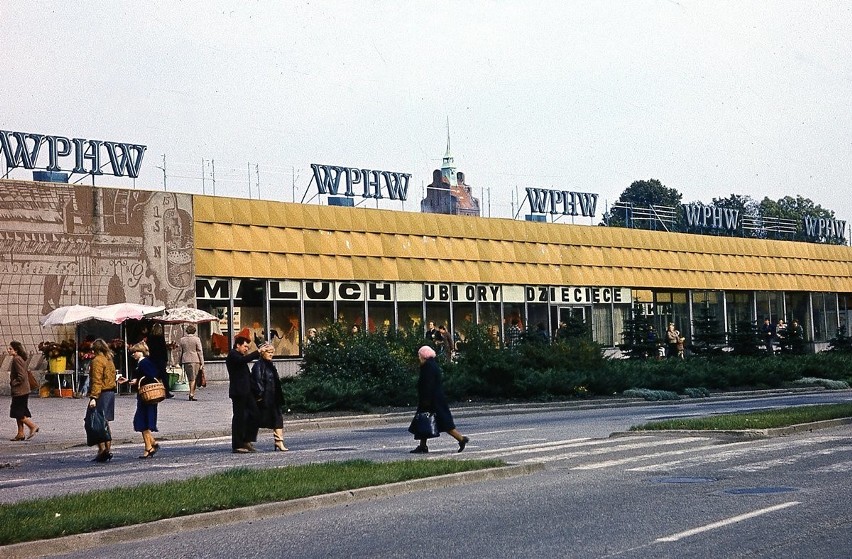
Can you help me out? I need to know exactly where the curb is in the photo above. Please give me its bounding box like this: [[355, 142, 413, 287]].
[[611, 417, 852, 441], [0, 463, 544, 559]]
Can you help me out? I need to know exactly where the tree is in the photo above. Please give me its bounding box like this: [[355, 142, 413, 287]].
[[759, 195, 839, 243], [711, 194, 761, 238], [690, 301, 727, 355], [601, 179, 683, 229], [618, 303, 660, 359], [728, 318, 764, 356]]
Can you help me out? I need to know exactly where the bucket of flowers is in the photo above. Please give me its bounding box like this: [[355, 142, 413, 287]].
[[39, 340, 76, 372]]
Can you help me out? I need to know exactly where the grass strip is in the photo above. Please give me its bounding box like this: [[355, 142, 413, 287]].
[[631, 403, 852, 431], [0, 458, 503, 546]]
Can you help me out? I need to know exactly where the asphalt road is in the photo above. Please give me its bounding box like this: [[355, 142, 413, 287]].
[[45, 422, 852, 559], [2, 389, 852, 558], [3, 390, 852, 505]]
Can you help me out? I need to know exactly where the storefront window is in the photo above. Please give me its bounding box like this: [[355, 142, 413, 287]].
[[304, 281, 334, 334], [810, 292, 837, 343], [756, 291, 784, 325], [234, 279, 266, 351], [612, 305, 629, 347], [269, 280, 302, 357], [784, 292, 810, 340], [504, 300, 527, 347], [453, 302, 476, 338], [196, 277, 232, 359], [654, 290, 690, 338], [365, 282, 395, 334], [592, 306, 613, 346], [477, 302, 502, 347], [336, 281, 367, 334], [725, 291, 754, 335], [424, 283, 451, 341], [396, 283, 424, 334], [840, 294, 852, 337], [691, 290, 725, 343]]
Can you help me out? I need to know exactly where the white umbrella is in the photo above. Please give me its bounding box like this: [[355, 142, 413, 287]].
[[95, 303, 165, 324], [153, 306, 218, 324], [39, 304, 101, 327]]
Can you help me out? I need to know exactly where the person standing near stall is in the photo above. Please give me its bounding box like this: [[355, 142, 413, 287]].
[[8, 341, 38, 441], [179, 324, 204, 401], [129, 342, 161, 459], [87, 339, 116, 462]]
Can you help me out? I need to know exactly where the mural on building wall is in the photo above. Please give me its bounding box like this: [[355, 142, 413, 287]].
[[0, 180, 194, 370]]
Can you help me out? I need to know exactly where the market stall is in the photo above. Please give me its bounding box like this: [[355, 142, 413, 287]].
[[39, 303, 165, 397]]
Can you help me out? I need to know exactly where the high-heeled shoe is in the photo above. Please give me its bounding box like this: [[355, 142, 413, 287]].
[[274, 441, 289, 451], [139, 448, 156, 459], [94, 451, 113, 463], [457, 436, 469, 453], [9, 435, 25, 441], [26, 427, 39, 440]]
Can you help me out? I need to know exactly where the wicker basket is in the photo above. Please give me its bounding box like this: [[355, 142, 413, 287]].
[[138, 379, 166, 404]]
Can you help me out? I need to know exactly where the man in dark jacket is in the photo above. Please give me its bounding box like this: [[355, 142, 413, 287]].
[[226, 336, 260, 453]]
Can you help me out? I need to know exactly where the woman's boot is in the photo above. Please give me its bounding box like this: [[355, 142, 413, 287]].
[[273, 428, 288, 451]]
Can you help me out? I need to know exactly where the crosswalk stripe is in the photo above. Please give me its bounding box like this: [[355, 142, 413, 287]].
[[629, 436, 850, 473], [530, 437, 713, 464], [723, 444, 852, 472]]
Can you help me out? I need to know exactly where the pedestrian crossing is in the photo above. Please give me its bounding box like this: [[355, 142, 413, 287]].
[[466, 433, 852, 475]]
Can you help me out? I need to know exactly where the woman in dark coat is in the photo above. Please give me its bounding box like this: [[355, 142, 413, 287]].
[[8, 341, 38, 441], [129, 342, 161, 458], [250, 342, 287, 451], [408, 345, 469, 454]]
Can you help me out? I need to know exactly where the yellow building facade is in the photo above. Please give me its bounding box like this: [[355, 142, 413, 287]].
[[192, 194, 852, 361]]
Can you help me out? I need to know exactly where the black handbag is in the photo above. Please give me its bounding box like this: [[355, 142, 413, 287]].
[[409, 411, 439, 439], [84, 407, 112, 446]]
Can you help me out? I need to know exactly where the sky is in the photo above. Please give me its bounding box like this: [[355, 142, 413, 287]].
[[2, 1, 851, 232]]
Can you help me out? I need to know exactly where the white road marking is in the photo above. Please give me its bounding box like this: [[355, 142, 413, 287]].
[[723, 444, 852, 472], [655, 501, 800, 542], [813, 460, 852, 473], [630, 436, 851, 473], [566, 438, 715, 469]]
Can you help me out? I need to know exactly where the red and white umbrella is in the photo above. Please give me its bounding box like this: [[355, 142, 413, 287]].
[[39, 304, 101, 327], [153, 306, 218, 324], [94, 303, 165, 324]]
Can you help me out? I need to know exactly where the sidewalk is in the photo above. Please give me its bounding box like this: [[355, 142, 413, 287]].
[[0, 381, 421, 453], [0, 383, 837, 454]]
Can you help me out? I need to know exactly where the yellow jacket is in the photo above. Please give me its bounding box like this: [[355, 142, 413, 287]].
[[88, 353, 117, 399]]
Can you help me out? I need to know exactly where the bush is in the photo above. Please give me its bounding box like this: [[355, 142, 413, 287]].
[[623, 388, 680, 401], [791, 377, 850, 390], [283, 321, 852, 412], [284, 323, 421, 411]]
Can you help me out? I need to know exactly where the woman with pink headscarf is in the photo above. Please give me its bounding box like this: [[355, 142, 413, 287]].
[[407, 345, 469, 454]]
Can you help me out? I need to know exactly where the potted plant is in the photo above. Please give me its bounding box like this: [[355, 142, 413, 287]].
[[38, 340, 76, 372]]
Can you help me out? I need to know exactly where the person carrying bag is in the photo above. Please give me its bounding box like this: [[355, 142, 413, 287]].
[[84, 407, 112, 447]]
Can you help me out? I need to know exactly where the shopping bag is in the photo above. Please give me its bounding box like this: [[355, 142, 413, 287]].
[[27, 370, 39, 392], [84, 407, 112, 446], [408, 411, 439, 439], [195, 366, 207, 388]]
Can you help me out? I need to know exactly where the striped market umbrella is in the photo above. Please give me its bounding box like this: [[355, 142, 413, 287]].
[[153, 306, 218, 324]]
